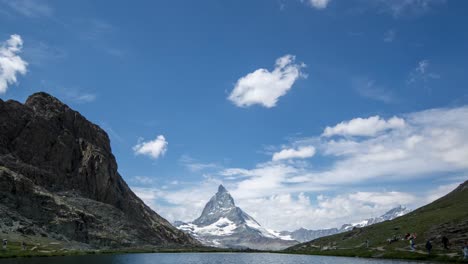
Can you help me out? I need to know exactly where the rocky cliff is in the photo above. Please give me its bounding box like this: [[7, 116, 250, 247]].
[[0, 92, 198, 248]]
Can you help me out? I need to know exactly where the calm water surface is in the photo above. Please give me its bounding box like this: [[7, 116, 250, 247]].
[[0, 253, 435, 264]]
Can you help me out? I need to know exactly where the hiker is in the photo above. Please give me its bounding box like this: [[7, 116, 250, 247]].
[[442, 236, 449, 249], [405, 233, 411, 240], [366, 239, 370, 248], [425, 240, 432, 255], [409, 237, 416, 251], [21, 241, 26, 250], [2, 239, 7, 249], [463, 241, 468, 260]]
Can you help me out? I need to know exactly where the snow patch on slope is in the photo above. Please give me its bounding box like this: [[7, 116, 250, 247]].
[[178, 217, 238, 236]]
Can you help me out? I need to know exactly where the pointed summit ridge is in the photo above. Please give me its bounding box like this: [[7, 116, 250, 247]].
[[218, 184, 227, 193], [176, 185, 298, 250]]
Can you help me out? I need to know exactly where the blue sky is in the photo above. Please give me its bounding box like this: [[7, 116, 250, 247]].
[[1, 0, 468, 231]]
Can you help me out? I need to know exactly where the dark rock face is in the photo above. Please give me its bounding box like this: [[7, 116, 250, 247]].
[[0, 92, 198, 248]]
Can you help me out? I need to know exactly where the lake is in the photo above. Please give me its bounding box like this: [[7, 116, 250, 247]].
[[0, 253, 435, 264]]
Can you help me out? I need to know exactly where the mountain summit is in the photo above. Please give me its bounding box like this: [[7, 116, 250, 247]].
[[176, 185, 298, 250], [192, 185, 237, 226]]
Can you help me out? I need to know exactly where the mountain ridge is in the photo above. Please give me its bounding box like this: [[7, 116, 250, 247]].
[[285, 180, 468, 260], [0, 92, 198, 249], [281, 205, 411, 242], [175, 185, 298, 250]]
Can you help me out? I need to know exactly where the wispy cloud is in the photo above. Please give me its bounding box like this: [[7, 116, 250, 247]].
[[228, 55, 306, 108], [22, 41, 67, 66], [63, 91, 96, 104], [374, 0, 446, 18], [179, 155, 219, 172], [354, 78, 395, 103], [80, 19, 115, 40], [383, 29, 396, 42], [408, 59, 440, 85], [0, 34, 28, 94], [303, 0, 331, 9], [1, 0, 53, 18]]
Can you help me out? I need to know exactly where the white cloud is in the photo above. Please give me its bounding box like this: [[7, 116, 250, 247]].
[[228, 55, 305, 108], [133, 135, 168, 159], [132, 106, 468, 231], [133, 183, 442, 231], [0, 34, 28, 94], [322, 115, 405, 137], [272, 146, 316, 161], [308, 0, 331, 9]]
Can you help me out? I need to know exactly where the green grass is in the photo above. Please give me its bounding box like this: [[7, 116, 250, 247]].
[[285, 181, 468, 263]]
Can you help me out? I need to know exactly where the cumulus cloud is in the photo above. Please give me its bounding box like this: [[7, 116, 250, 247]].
[[228, 55, 305, 108], [132, 106, 468, 230], [0, 34, 28, 94], [308, 0, 331, 9], [133, 135, 168, 159], [272, 146, 316, 161], [322, 115, 405, 137]]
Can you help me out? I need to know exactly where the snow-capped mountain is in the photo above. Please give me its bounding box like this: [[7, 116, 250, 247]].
[[340, 205, 411, 232], [175, 185, 298, 250], [282, 205, 411, 243], [279, 228, 339, 243]]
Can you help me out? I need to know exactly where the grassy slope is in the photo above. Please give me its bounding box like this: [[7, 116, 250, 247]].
[[0, 234, 258, 259], [285, 180, 468, 262]]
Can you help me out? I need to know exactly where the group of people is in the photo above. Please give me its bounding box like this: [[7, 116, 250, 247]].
[[387, 233, 468, 260], [424, 237, 468, 260]]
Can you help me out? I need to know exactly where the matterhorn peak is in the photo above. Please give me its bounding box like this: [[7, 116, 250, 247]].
[[218, 184, 228, 193], [176, 184, 298, 250]]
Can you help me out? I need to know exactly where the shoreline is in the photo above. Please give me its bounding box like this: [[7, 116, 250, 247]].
[[1, 247, 466, 263]]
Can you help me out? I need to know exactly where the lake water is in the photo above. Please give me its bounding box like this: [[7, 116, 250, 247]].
[[0, 253, 433, 264]]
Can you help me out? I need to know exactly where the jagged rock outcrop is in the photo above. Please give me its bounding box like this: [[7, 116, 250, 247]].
[[175, 185, 298, 250], [0, 92, 198, 248]]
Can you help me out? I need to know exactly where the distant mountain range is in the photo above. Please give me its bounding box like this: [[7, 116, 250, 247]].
[[280, 205, 411, 242], [286, 180, 468, 260], [174, 185, 411, 249], [175, 185, 297, 250]]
